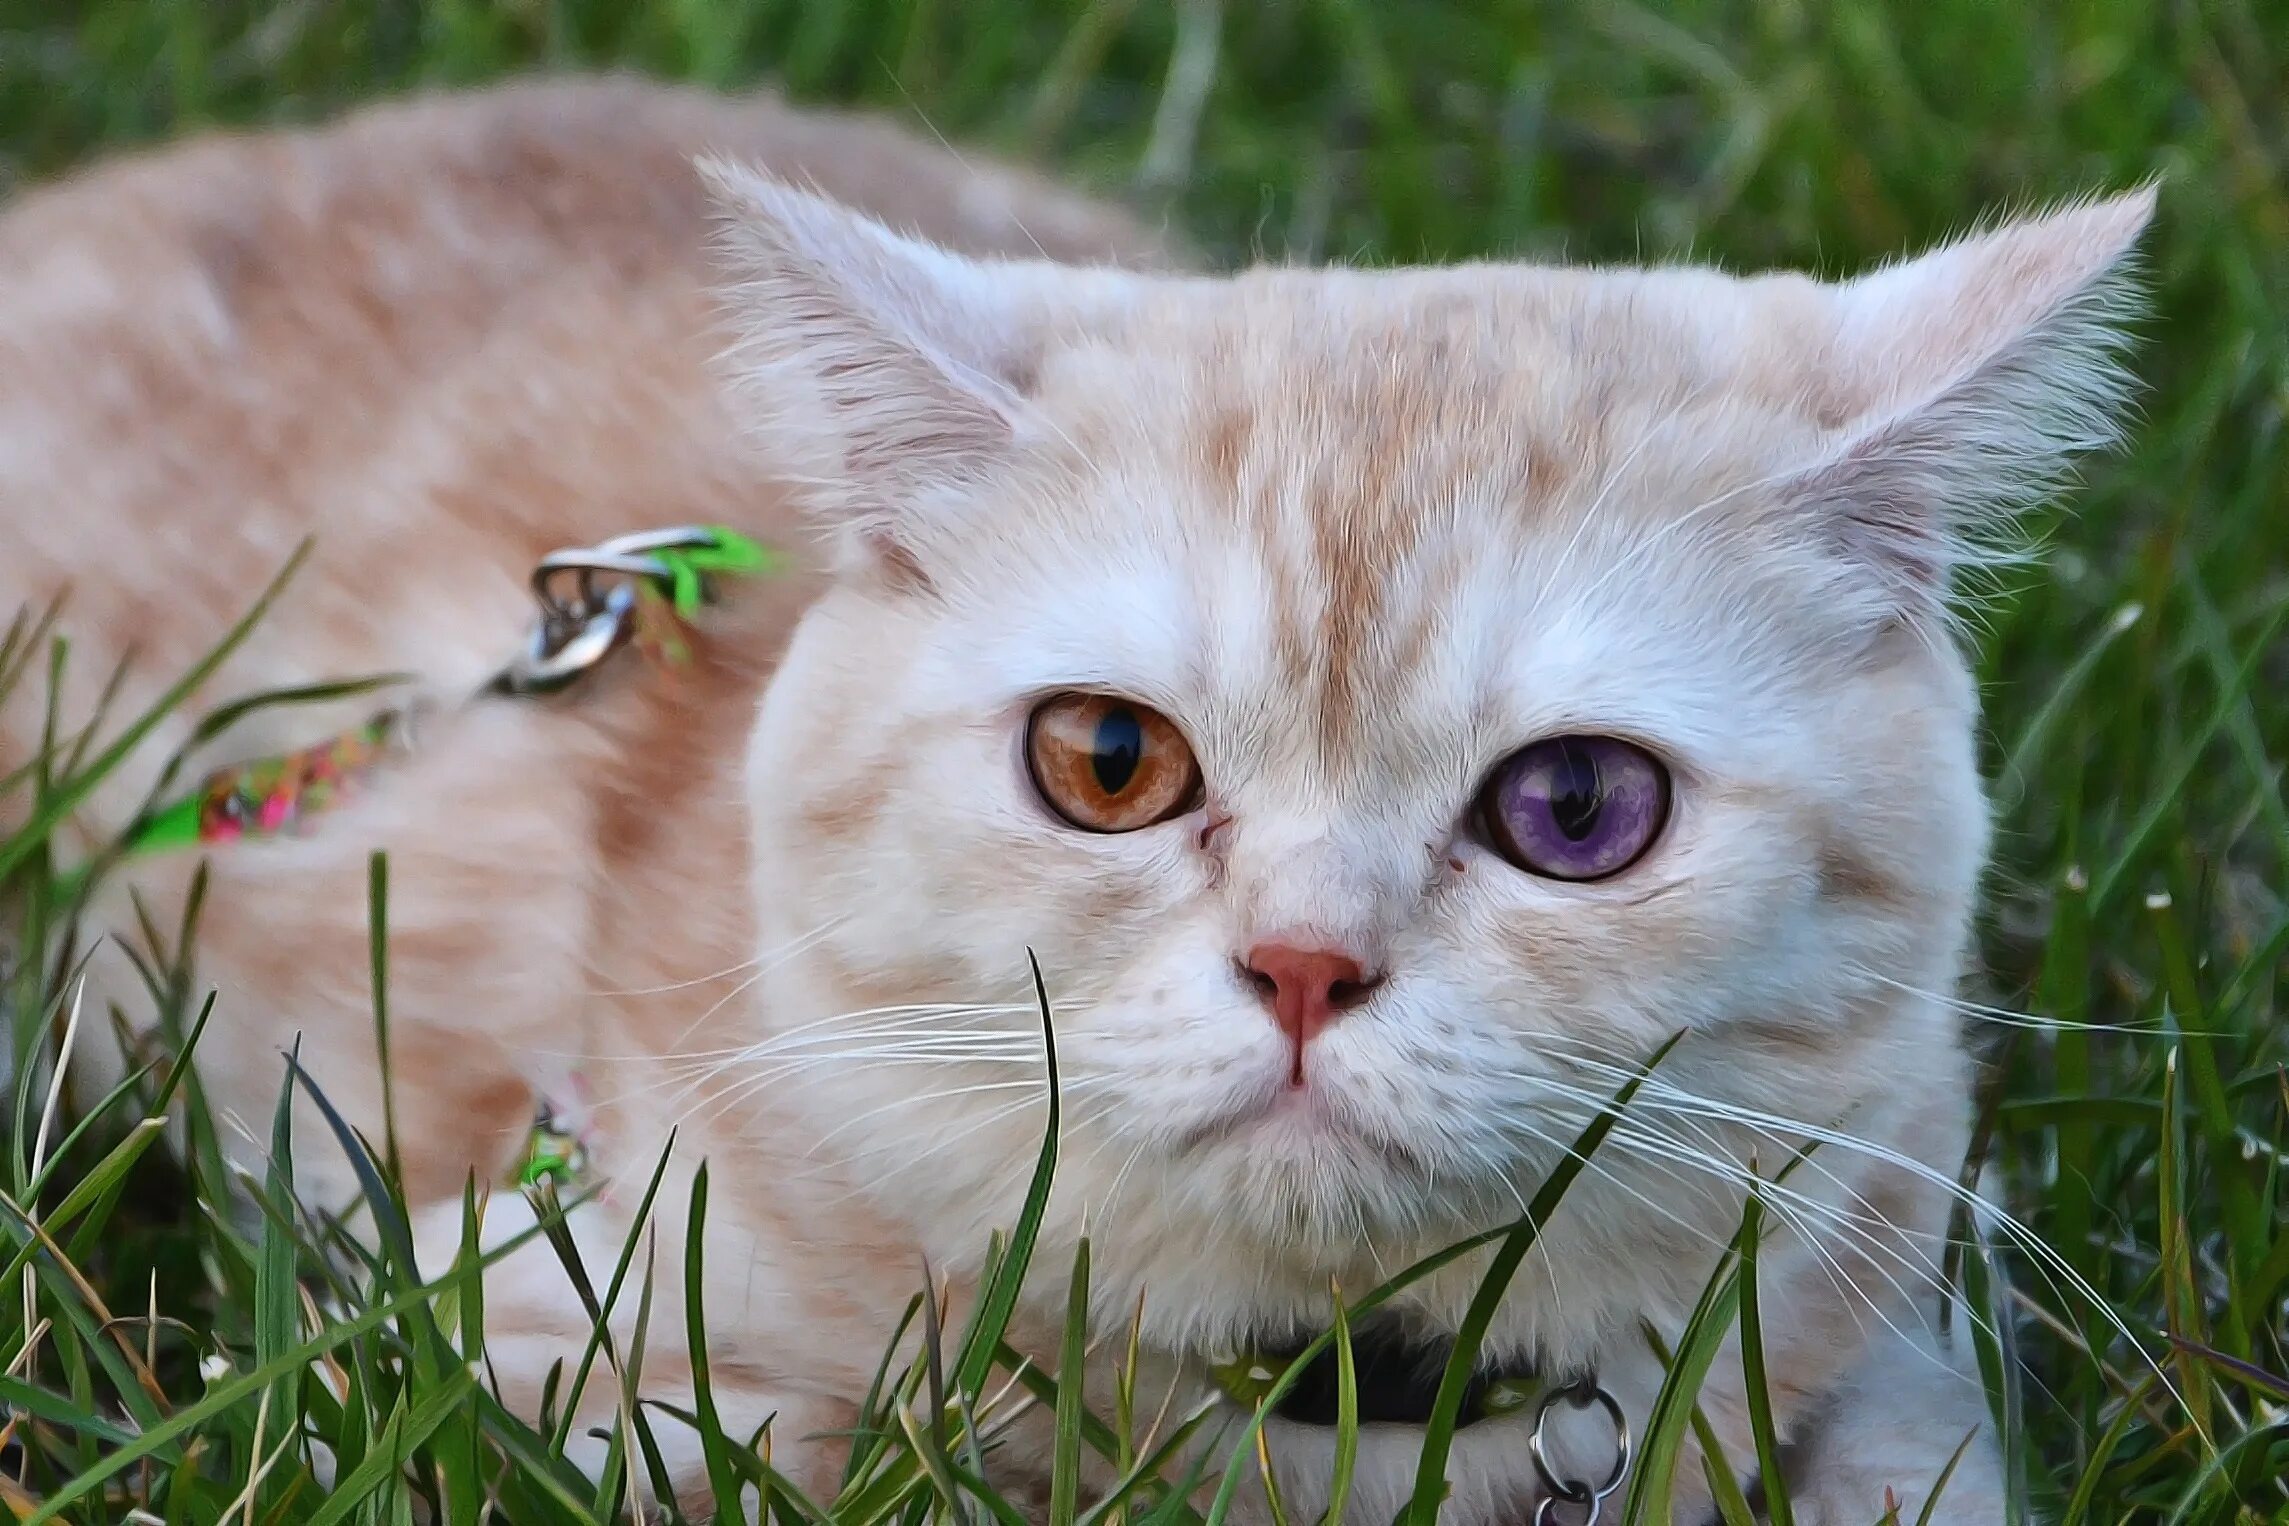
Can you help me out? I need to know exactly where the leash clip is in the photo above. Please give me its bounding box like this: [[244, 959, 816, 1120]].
[[1529, 1376, 1630, 1525], [495, 526, 740, 696]]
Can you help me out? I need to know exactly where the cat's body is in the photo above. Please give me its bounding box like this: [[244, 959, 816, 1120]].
[[1, 77, 2151, 1523]]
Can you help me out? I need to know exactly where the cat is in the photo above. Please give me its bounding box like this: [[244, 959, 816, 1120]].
[[0, 74, 2152, 1524]]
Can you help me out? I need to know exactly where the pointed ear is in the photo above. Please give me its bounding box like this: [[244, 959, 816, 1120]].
[[698, 159, 1050, 571], [1788, 186, 2157, 616]]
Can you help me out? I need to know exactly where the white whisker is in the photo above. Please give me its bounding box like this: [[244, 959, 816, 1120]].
[[1850, 965, 2206, 1035], [1536, 1050, 2167, 1390]]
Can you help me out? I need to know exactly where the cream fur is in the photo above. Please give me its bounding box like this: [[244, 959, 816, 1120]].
[[0, 78, 2152, 1523]]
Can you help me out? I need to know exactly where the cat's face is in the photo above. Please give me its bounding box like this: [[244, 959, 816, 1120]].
[[718, 174, 2148, 1330]]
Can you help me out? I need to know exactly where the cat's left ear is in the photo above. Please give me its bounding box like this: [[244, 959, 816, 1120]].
[[698, 159, 1109, 577], [1795, 186, 2158, 613]]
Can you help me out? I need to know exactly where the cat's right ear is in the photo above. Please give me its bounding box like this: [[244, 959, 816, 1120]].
[[699, 160, 1061, 578]]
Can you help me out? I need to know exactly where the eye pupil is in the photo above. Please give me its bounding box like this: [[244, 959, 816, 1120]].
[[1093, 708, 1144, 795], [1549, 743, 1604, 840]]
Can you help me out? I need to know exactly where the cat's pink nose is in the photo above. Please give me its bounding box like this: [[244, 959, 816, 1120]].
[[1240, 941, 1385, 1074]]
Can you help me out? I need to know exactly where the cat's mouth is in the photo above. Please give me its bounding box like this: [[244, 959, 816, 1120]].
[[1170, 1075, 1413, 1165]]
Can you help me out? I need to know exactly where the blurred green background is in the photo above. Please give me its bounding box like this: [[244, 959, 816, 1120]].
[[4, 0, 2285, 1516]]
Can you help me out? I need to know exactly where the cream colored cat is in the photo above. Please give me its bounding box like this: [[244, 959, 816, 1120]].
[[0, 76, 2151, 1524]]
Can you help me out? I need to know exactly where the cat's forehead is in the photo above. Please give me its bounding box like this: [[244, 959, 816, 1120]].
[[975, 270, 1849, 741], [1032, 265, 1848, 568], [1161, 264, 1844, 468]]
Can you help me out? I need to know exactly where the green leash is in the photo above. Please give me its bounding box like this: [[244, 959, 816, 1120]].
[[653, 529, 775, 619]]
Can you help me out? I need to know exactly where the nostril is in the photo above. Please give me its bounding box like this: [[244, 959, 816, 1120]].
[[1237, 959, 1280, 1003], [1325, 971, 1385, 1011]]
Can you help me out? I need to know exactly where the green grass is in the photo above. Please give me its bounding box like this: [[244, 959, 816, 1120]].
[[2, 0, 2285, 1521]]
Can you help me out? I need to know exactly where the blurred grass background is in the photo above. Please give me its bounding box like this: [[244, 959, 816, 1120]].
[[2, 0, 2285, 1519]]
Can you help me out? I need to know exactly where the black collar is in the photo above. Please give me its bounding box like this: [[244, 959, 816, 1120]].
[[1237, 1318, 1556, 1429]]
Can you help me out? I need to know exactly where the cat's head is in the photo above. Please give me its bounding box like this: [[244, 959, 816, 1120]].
[[707, 167, 2150, 1336]]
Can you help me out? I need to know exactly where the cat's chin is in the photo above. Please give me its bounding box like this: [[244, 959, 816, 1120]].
[[1173, 1076, 1374, 1156], [1155, 1070, 1466, 1225]]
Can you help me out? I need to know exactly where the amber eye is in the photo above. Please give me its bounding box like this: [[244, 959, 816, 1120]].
[[1025, 693, 1203, 833]]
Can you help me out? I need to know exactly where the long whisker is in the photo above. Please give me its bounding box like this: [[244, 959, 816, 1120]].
[[585, 1000, 1040, 1108], [1498, 1067, 1951, 1248], [651, 1034, 1050, 1119], [1478, 1072, 2012, 1374], [1848, 965, 2214, 1035], [662, 913, 857, 1052], [642, 1001, 1040, 1068], [1535, 1049, 2165, 1386], [581, 954, 763, 1000]]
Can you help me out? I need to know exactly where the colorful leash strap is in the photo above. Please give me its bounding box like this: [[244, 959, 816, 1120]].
[[112, 710, 408, 857], [107, 525, 778, 862]]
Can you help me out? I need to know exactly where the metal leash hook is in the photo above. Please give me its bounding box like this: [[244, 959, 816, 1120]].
[[1529, 1377, 1631, 1526], [497, 526, 730, 695]]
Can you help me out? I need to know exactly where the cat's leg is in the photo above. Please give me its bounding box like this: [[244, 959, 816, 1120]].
[[1781, 1313, 2004, 1525]]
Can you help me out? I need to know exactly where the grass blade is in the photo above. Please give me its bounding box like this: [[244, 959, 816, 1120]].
[[1321, 1288, 1357, 1526], [682, 1162, 749, 1526], [545, 1132, 681, 1451], [366, 851, 405, 1192], [952, 951, 1062, 1396], [1912, 1428, 1982, 1526], [1733, 1181, 1790, 1526], [1050, 1237, 1091, 1526], [254, 1055, 304, 1480]]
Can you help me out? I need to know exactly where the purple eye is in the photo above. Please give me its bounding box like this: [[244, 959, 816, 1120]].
[[1476, 736, 1671, 881]]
